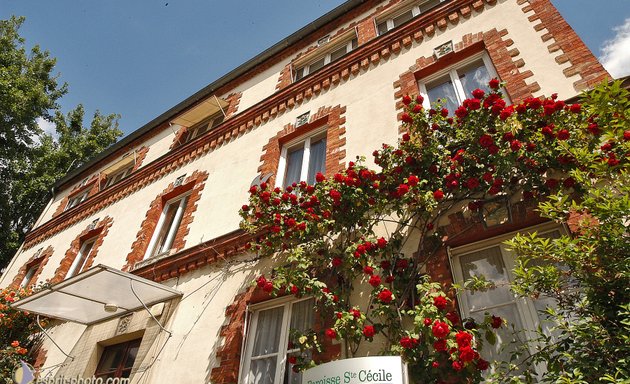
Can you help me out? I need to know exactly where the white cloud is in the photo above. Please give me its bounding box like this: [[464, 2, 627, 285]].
[[36, 117, 58, 140], [600, 18, 630, 79]]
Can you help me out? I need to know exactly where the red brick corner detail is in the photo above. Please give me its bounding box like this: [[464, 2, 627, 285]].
[[258, 105, 347, 188], [123, 170, 209, 271], [521, 0, 609, 91], [50, 216, 114, 284], [10, 246, 54, 289]]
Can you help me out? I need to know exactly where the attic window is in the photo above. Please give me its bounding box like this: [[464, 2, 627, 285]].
[[376, 0, 446, 35], [183, 113, 224, 143], [294, 35, 358, 81]]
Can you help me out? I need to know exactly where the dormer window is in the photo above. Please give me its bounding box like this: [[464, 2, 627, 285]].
[[65, 190, 90, 211], [376, 0, 446, 35], [294, 37, 358, 81], [183, 113, 224, 143], [104, 165, 133, 188]]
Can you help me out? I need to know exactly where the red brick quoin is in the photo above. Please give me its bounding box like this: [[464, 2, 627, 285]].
[[123, 170, 209, 271], [210, 287, 341, 384], [50, 216, 114, 284], [258, 105, 347, 188], [10, 246, 53, 289]]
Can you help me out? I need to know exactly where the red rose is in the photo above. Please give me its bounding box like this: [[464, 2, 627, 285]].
[[377, 237, 387, 248], [472, 88, 485, 99], [541, 126, 554, 137], [557, 129, 570, 140], [412, 104, 423, 113], [385, 275, 394, 283], [467, 98, 481, 110], [402, 95, 412, 105], [315, 172, 326, 183], [466, 177, 480, 190], [401, 113, 413, 123], [433, 189, 444, 200], [459, 346, 476, 362], [11, 341, 19, 348], [369, 275, 382, 287], [624, 130, 630, 141], [478, 134, 494, 148], [408, 175, 419, 186], [378, 289, 393, 304], [489, 78, 500, 90], [263, 281, 274, 293], [400, 336, 417, 349], [332, 257, 342, 267], [329, 189, 341, 201], [477, 359, 489, 371], [325, 328, 337, 339], [433, 339, 447, 351], [363, 265, 374, 275], [441, 108, 449, 117], [402, 133, 411, 141], [397, 183, 409, 196], [569, 103, 581, 113], [288, 356, 297, 365], [363, 325, 376, 338], [433, 296, 448, 310], [446, 311, 459, 325], [416, 95, 424, 104], [491, 315, 503, 329], [432, 320, 450, 338], [452, 361, 463, 372], [510, 140, 522, 152], [351, 309, 361, 318], [455, 331, 473, 348], [424, 317, 432, 326], [455, 106, 468, 118], [432, 361, 440, 368], [290, 285, 299, 295], [257, 276, 267, 288], [588, 123, 601, 135]]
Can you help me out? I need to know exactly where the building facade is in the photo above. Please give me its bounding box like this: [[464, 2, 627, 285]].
[[0, 0, 609, 382]]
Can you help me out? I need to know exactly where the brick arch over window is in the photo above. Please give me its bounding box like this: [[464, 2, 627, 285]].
[[210, 286, 341, 384], [123, 170, 209, 271], [258, 105, 347, 188], [394, 28, 541, 131], [50, 216, 114, 284], [10, 246, 53, 289]]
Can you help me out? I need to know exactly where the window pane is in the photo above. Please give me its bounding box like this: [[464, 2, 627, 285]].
[[376, 21, 389, 35], [124, 343, 140, 369], [69, 239, 95, 277], [458, 60, 491, 98], [308, 57, 326, 73], [290, 298, 314, 332], [459, 246, 513, 311], [392, 9, 414, 28], [306, 139, 326, 185], [252, 306, 285, 356], [295, 67, 305, 81], [96, 345, 126, 376], [427, 76, 459, 114], [284, 147, 304, 188], [249, 357, 278, 384], [153, 196, 188, 256], [330, 45, 348, 62]]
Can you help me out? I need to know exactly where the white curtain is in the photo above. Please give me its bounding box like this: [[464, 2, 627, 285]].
[[307, 139, 326, 185], [284, 148, 304, 188], [249, 306, 285, 384], [459, 62, 490, 98], [427, 76, 459, 114]]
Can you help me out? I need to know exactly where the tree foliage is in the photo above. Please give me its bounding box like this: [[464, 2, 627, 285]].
[[240, 79, 629, 383], [0, 16, 122, 268]]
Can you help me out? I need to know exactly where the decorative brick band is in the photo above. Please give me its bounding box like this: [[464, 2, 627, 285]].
[[394, 28, 538, 131], [258, 105, 347, 187], [519, 0, 609, 91], [10, 246, 53, 289], [123, 171, 208, 271], [50, 216, 114, 284]]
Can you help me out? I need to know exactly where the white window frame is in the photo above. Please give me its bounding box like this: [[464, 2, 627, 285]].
[[67, 237, 97, 278], [418, 52, 504, 110], [240, 296, 314, 384], [144, 192, 191, 259], [449, 222, 564, 368], [294, 37, 358, 81], [65, 190, 90, 211], [275, 128, 327, 189], [375, 0, 446, 35]]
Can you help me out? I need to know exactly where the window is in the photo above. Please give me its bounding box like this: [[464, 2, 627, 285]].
[[276, 132, 326, 188], [104, 165, 133, 188], [294, 38, 358, 81], [95, 339, 141, 379], [183, 113, 224, 143], [144, 193, 190, 258], [65, 190, 90, 211], [376, 0, 445, 35], [419, 54, 498, 114], [241, 298, 314, 384], [20, 262, 41, 288], [67, 238, 96, 278], [450, 225, 561, 365]]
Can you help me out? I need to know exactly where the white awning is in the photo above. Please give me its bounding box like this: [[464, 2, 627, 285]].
[[170, 96, 228, 127], [11, 264, 182, 325]]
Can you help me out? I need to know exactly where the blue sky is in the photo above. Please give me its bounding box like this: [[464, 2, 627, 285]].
[[2, 0, 629, 137]]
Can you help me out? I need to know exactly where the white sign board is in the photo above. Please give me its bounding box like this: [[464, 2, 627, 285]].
[[303, 356, 406, 384]]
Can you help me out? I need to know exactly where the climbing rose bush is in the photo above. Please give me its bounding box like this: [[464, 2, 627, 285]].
[[240, 79, 628, 383]]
